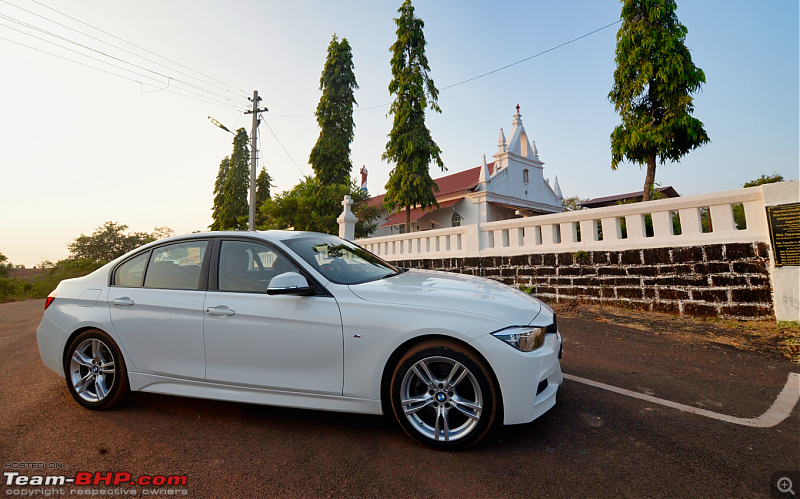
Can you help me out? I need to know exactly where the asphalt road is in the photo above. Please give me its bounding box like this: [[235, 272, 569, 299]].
[[1, 299, 798, 498]]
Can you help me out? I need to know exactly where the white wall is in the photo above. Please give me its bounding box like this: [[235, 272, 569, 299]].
[[352, 181, 799, 321]]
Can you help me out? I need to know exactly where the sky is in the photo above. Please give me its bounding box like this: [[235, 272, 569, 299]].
[[0, 0, 797, 266]]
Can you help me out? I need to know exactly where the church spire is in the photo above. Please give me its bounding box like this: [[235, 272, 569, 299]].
[[553, 176, 563, 199], [479, 154, 490, 184], [497, 127, 506, 153], [512, 103, 522, 126]]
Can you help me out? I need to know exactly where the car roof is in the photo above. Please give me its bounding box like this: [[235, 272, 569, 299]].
[[155, 230, 334, 246]]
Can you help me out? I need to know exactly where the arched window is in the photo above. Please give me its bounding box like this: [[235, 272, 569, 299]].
[[523, 169, 529, 184], [451, 212, 463, 227]]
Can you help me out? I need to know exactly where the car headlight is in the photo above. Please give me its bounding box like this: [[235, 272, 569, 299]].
[[492, 326, 548, 352]]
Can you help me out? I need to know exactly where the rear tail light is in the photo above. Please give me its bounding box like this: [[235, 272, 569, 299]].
[[44, 290, 57, 310]]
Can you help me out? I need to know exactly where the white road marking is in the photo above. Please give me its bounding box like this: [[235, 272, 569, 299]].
[[563, 372, 800, 428]]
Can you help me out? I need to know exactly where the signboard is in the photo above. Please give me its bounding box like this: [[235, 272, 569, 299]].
[[766, 202, 800, 266]]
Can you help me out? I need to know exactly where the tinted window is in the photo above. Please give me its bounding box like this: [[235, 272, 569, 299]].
[[114, 251, 150, 287], [282, 235, 397, 285], [219, 240, 300, 293], [143, 240, 208, 290]]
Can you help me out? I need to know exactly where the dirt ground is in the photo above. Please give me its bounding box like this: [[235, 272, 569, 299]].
[[551, 301, 800, 364]]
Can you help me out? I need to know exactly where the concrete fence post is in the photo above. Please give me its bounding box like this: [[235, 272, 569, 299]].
[[337, 195, 358, 241]]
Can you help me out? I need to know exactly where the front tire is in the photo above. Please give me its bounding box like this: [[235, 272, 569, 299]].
[[64, 329, 130, 410], [390, 339, 500, 450]]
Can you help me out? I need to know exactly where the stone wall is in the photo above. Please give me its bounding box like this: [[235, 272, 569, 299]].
[[387, 242, 774, 319]]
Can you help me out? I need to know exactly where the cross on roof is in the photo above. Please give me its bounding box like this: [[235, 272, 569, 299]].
[[515, 103, 520, 113]]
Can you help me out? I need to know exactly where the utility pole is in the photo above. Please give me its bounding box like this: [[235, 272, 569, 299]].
[[244, 90, 268, 231]]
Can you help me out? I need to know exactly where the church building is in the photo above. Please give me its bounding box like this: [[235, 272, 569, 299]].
[[366, 106, 564, 237]]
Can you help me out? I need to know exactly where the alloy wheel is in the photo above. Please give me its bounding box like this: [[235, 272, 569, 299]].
[[69, 338, 116, 403], [399, 356, 483, 442]]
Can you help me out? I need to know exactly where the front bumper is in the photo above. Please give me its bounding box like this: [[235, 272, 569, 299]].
[[470, 331, 562, 425]]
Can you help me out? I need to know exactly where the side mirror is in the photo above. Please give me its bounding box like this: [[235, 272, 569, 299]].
[[267, 272, 315, 296]]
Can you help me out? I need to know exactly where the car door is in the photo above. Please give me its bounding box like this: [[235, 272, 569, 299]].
[[108, 239, 209, 381], [203, 238, 343, 395]]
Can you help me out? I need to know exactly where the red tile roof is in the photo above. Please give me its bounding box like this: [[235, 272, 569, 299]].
[[379, 197, 464, 228], [367, 162, 495, 208]]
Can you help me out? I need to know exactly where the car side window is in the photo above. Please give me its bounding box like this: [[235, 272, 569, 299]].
[[113, 251, 150, 287], [143, 240, 208, 290], [219, 240, 299, 293]]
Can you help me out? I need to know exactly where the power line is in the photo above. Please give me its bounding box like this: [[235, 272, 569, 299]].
[[439, 20, 621, 90], [260, 117, 307, 177], [0, 36, 244, 112], [269, 19, 622, 118], [0, 0, 250, 102], [25, 0, 248, 96], [0, 22, 246, 110], [0, 12, 250, 105]]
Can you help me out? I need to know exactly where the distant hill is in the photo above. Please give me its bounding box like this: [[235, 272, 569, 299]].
[[9, 268, 47, 282]]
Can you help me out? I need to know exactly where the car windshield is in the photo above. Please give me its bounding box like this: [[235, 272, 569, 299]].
[[282, 235, 398, 285]]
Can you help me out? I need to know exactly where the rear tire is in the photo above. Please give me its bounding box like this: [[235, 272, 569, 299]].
[[64, 329, 130, 410], [389, 339, 500, 450]]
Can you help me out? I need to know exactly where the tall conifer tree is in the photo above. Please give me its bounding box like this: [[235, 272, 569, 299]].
[[209, 156, 230, 231], [309, 35, 359, 186], [609, 0, 709, 201], [254, 166, 273, 227], [218, 128, 250, 230], [382, 0, 444, 233]]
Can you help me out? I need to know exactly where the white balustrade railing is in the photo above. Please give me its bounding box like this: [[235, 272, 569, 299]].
[[355, 185, 771, 259]]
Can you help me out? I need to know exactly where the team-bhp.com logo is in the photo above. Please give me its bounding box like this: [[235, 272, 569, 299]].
[[4, 471, 187, 486]]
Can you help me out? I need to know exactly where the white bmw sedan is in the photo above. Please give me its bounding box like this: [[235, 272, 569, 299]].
[[37, 231, 562, 449]]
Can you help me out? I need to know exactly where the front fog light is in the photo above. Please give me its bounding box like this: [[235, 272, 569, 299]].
[[493, 327, 547, 352]]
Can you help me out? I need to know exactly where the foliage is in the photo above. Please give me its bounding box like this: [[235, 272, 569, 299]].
[[260, 177, 381, 239], [254, 167, 274, 227], [151, 226, 175, 240], [562, 195, 587, 211], [309, 35, 359, 186], [382, 0, 445, 232], [743, 173, 784, 188], [209, 156, 231, 231], [0, 258, 105, 303], [733, 173, 784, 228], [0, 251, 11, 278], [67, 222, 157, 263], [217, 128, 251, 231], [609, 0, 709, 201]]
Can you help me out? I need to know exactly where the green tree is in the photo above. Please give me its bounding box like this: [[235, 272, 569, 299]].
[[733, 172, 784, 229], [218, 128, 250, 231], [0, 251, 12, 278], [255, 167, 274, 227], [382, 0, 445, 233], [609, 0, 710, 201], [309, 35, 359, 186], [562, 195, 587, 211], [67, 222, 162, 263], [743, 172, 784, 188], [260, 177, 381, 239], [209, 156, 230, 231]]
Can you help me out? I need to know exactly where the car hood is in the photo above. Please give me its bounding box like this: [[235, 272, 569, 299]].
[[348, 269, 541, 326]]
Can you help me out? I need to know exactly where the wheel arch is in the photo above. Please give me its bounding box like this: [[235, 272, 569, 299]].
[[379, 334, 503, 418]]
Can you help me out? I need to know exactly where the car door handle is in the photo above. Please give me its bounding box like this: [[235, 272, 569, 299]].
[[112, 297, 134, 307], [206, 306, 235, 316]]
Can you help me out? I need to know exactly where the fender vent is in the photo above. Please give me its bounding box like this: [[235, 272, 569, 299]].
[[536, 379, 549, 396]]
